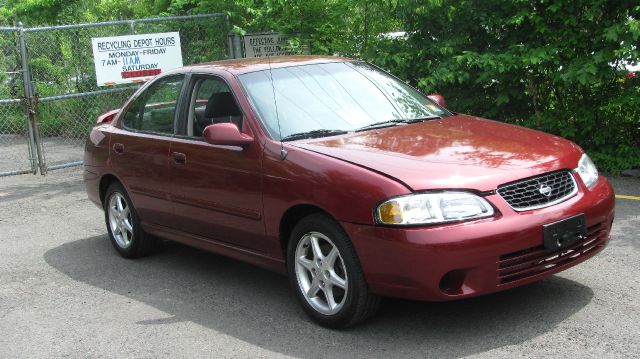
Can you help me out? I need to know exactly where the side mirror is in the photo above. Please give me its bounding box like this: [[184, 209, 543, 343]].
[[203, 122, 254, 147], [427, 93, 446, 108], [96, 109, 119, 124]]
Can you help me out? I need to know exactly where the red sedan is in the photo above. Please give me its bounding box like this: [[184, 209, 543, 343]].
[[84, 56, 614, 328]]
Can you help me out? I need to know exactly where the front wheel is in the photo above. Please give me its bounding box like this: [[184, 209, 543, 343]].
[[287, 213, 380, 328]]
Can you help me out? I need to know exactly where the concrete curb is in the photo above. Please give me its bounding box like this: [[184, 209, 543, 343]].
[[621, 169, 640, 178]]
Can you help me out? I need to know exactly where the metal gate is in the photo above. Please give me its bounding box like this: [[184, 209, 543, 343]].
[[0, 13, 232, 177], [0, 27, 37, 176]]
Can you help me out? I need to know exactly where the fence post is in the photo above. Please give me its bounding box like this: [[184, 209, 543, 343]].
[[230, 33, 243, 59], [18, 22, 45, 175], [227, 33, 235, 58], [225, 15, 234, 59]]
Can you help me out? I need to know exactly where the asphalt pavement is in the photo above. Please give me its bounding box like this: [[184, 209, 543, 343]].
[[0, 169, 638, 358]]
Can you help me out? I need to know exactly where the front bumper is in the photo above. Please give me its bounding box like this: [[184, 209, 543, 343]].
[[344, 175, 614, 301]]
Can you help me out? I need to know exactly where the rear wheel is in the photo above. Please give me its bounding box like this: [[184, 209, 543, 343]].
[[104, 182, 155, 258], [287, 213, 380, 328]]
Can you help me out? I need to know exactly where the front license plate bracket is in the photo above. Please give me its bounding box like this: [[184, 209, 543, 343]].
[[543, 214, 587, 250]]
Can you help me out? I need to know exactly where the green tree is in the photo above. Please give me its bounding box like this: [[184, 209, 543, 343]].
[[372, 0, 640, 173], [184, 0, 398, 56], [0, 0, 637, 172]]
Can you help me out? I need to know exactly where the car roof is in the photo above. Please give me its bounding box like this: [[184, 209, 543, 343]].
[[185, 55, 356, 75]]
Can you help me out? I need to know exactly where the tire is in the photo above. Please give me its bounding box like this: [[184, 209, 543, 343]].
[[287, 213, 380, 328], [103, 182, 155, 258]]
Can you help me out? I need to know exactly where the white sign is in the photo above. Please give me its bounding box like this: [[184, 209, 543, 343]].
[[243, 33, 296, 58], [91, 32, 183, 86]]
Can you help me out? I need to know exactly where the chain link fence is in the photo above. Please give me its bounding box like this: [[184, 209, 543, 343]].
[[0, 28, 35, 176], [0, 100, 34, 176], [0, 13, 231, 176]]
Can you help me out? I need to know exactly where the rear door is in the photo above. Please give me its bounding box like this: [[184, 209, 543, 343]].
[[168, 73, 266, 252], [109, 75, 185, 227]]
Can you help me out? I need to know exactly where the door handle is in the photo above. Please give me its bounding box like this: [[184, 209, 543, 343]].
[[172, 152, 186, 164], [112, 143, 124, 154]]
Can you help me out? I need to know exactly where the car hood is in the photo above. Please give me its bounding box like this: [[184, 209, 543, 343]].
[[291, 114, 583, 192]]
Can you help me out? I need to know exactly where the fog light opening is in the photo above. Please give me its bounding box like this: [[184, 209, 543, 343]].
[[439, 270, 466, 295]]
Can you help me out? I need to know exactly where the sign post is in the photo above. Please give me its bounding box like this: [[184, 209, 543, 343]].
[[91, 32, 183, 86]]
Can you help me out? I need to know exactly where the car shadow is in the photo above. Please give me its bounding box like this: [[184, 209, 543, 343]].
[[44, 235, 594, 358], [0, 177, 82, 202]]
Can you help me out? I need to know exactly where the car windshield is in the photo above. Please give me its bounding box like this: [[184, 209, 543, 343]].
[[238, 61, 450, 141]]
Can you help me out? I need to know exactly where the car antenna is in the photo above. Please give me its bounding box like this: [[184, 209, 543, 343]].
[[267, 55, 287, 160]]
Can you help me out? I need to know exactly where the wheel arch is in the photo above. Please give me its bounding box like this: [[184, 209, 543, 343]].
[[99, 173, 123, 205], [279, 204, 335, 260]]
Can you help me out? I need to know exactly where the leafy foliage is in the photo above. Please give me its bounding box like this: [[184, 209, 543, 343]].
[[370, 0, 640, 173], [0, 0, 638, 172]]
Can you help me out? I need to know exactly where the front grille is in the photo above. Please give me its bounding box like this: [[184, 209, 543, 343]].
[[497, 222, 606, 284], [497, 170, 578, 211]]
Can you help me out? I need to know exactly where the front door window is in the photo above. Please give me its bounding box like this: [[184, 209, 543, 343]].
[[185, 77, 242, 137]]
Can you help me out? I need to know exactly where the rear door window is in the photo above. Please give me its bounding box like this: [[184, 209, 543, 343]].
[[122, 76, 184, 134]]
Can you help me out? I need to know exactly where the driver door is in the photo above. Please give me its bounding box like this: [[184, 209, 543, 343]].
[[168, 74, 266, 253]]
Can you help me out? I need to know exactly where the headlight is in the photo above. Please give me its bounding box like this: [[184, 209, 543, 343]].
[[575, 153, 598, 188], [376, 192, 495, 225]]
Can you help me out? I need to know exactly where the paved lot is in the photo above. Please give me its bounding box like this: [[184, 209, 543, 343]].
[[0, 170, 638, 358]]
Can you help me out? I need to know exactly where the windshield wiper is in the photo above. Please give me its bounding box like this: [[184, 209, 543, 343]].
[[402, 115, 442, 123], [354, 116, 442, 132], [282, 116, 444, 140], [354, 119, 407, 132], [281, 129, 348, 141]]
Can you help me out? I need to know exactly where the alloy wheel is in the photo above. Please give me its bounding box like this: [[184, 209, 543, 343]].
[[108, 192, 134, 249], [294, 231, 349, 315]]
